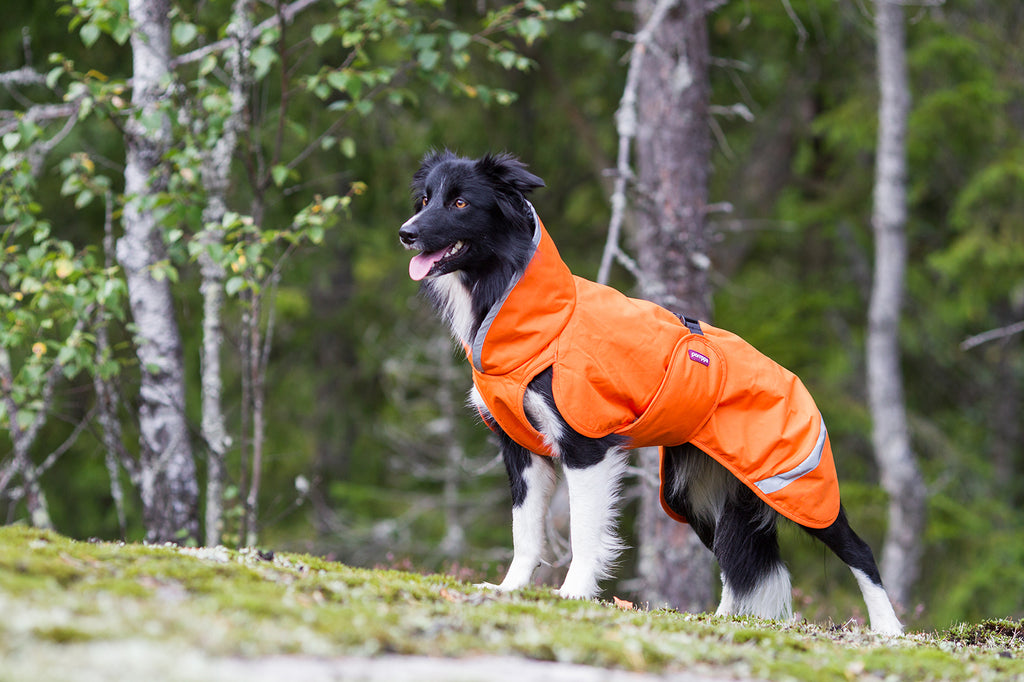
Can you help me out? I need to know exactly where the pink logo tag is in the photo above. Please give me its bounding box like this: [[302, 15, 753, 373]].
[[688, 350, 710, 367]]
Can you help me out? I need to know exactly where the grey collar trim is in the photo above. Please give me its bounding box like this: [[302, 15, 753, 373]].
[[471, 202, 543, 373]]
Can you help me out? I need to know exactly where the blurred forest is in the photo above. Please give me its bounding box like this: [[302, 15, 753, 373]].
[[2, 0, 1023, 631]]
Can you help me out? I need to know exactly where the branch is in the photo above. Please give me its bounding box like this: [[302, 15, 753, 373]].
[[0, 101, 79, 133], [170, 0, 319, 69], [0, 66, 46, 87], [35, 404, 98, 478], [598, 0, 679, 285], [960, 320, 1024, 351], [781, 0, 809, 52]]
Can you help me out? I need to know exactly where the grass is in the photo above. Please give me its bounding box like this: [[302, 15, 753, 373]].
[[0, 524, 1022, 681]]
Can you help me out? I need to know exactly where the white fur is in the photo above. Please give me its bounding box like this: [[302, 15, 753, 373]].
[[429, 273, 475, 345], [558, 448, 629, 599], [523, 388, 564, 458], [496, 453, 557, 591], [467, 385, 486, 416], [851, 567, 903, 635], [668, 450, 731, 526], [716, 565, 793, 621], [668, 447, 776, 532]]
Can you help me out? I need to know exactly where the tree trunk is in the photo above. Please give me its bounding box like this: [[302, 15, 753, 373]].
[[96, 189, 131, 537], [118, 0, 199, 544], [631, 0, 716, 612], [868, 0, 926, 608], [199, 0, 252, 547]]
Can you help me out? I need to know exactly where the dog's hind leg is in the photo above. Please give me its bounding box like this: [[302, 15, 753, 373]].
[[714, 487, 793, 621], [495, 434, 557, 591], [802, 508, 903, 635]]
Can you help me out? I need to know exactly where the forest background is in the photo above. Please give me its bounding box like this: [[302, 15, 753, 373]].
[[2, 0, 1023, 633]]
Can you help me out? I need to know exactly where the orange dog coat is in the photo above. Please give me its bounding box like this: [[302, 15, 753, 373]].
[[466, 211, 840, 529]]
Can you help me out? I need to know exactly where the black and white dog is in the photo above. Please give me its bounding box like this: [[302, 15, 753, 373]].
[[399, 150, 902, 635]]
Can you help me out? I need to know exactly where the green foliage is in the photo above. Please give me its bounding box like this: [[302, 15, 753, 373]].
[[0, 151, 124, 431]]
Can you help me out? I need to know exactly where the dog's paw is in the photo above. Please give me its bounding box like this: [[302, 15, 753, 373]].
[[556, 585, 598, 601]]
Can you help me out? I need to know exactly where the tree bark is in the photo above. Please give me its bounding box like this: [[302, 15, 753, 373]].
[[96, 189, 131, 537], [631, 0, 716, 613], [118, 0, 199, 544], [199, 0, 253, 547], [0, 347, 53, 530], [868, 0, 926, 608]]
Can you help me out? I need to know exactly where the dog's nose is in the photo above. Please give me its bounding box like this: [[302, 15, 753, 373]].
[[399, 224, 419, 246]]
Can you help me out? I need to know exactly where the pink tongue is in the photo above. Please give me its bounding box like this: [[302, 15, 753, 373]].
[[409, 250, 445, 281]]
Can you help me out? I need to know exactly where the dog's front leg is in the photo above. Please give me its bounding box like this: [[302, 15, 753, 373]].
[[558, 446, 628, 600], [494, 437, 556, 592]]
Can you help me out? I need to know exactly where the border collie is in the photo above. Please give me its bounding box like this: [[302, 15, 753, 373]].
[[398, 150, 902, 635]]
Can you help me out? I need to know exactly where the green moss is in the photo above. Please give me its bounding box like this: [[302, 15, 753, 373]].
[[1, 525, 1023, 680], [31, 624, 97, 644]]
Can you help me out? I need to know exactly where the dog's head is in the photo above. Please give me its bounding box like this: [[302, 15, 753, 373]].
[[399, 151, 545, 281]]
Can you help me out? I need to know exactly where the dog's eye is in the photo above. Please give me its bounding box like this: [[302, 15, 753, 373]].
[[420, 195, 428, 208], [453, 198, 468, 209]]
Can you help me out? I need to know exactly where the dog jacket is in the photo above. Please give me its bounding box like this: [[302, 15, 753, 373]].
[[466, 210, 841, 529]]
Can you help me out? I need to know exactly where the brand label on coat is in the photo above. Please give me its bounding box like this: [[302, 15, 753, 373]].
[[688, 350, 710, 366]]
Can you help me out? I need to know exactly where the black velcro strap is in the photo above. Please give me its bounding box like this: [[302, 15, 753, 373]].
[[672, 312, 704, 336]]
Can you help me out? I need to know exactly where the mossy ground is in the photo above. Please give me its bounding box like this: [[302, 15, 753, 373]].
[[1, 525, 1021, 681]]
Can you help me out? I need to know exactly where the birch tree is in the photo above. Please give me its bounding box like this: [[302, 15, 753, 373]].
[[117, 0, 200, 543], [194, 0, 252, 548], [868, 0, 926, 608]]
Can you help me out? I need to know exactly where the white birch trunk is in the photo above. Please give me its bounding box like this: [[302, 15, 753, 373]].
[[118, 0, 198, 543], [868, 0, 926, 608], [199, 0, 252, 547]]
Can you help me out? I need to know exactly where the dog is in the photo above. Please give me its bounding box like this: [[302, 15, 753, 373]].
[[399, 150, 903, 635]]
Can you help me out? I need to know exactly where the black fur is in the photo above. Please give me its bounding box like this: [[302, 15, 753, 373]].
[[525, 368, 626, 471], [498, 432, 538, 509], [402, 151, 543, 334]]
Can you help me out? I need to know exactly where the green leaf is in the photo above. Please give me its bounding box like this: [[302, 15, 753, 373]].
[[448, 31, 471, 51], [111, 20, 132, 46], [271, 164, 290, 187], [80, 23, 101, 48], [74, 190, 95, 209], [341, 137, 356, 159], [199, 54, 217, 77], [418, 49, 440, 71], [311, 24, 334, 46], [172, 22, 198, 47], [517, 17, 544, 46], [46, 66, 63, 89], [250, 45, 277, 79], [495, 50, 517, 70], [2, 132, 20, 150], [327, 70, 361, 98], [225, 276, 245, 296]]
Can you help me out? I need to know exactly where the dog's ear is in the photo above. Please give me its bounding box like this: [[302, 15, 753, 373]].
[[412, 149, 457, 190], [476, 153, 545, 196]]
